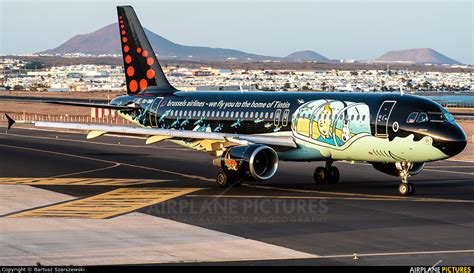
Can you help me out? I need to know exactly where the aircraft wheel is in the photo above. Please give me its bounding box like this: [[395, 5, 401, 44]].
[[314, 167, 329, 184], [398, 183, 410, 196], [216, 169, 230, 187], [407, 183, 416, 195], [328, 166, 340, 184]]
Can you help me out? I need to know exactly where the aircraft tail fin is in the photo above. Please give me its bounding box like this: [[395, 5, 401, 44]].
[[117, 6, 176, 95]]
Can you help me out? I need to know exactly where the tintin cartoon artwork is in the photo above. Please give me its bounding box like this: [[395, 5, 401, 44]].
[[292, 100, 371, 148]]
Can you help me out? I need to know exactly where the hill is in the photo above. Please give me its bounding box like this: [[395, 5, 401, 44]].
[[285, 50, 330, 63], [41, 23, 278, 61], [375, 48, 461, 65]]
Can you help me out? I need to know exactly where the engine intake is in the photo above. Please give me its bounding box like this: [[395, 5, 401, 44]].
[[213, 144, 279, 181]]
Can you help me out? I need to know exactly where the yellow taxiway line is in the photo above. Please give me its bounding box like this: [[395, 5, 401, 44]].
[[0, 177, 172, 186], [7, 187, 201, 219]]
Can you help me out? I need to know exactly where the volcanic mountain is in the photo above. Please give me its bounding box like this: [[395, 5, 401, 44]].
[[41, 23, 278, 61], [375, 48, 461, 65], [285, 50, 330, 63]]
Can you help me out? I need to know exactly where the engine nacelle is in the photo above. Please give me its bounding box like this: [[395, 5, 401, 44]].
[[371, 162, 425, 177], [213, 144, 279, 181]]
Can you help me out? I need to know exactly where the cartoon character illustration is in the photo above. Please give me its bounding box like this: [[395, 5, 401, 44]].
[[214, 124, 223, 132], [264, 123, 272, 129], [297, 99, 305, 105], [231, 119, 242, 128], [225, 158, 238, 171], [180, 119, 189, 127], [316, 104, 343, 146], [254, 118, 264, 123], [341, 119, 352, 142], [273, 126, 282, 132], [170, 117, 180, 128], [159, 110, 170, 123], [193, 117, 204, 125], [292, 99, 371, 148]]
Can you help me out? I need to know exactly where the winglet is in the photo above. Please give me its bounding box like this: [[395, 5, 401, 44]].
[[5, 114, 15, 130]]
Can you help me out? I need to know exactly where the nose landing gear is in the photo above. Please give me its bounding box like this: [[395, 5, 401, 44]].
[[314, 160, 340, 184], [397, 162, 416, 196]]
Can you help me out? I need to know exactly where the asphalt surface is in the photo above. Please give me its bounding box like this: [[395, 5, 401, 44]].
[[0, 127, 473, 265]]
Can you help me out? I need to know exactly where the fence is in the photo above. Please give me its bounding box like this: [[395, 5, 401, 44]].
[[0, 113, 134, 126]]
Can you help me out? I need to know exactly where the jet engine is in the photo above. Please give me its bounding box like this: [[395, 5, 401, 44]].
[[213, 144, 279, 181], [371, 162, 425, 177]]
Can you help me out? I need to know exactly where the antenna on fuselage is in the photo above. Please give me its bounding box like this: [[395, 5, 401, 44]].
[[399, 86, 404, 96]]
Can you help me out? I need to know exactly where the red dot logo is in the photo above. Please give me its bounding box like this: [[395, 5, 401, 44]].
[[120, 24, 125, 29], [127, 66, 135, 77], [137, 48, 142, 54], [129, 80, 138, 92], [120, 20, 123, 24], [122, 37, 128, 43], [147, 58, 154, 66], [142, 50, 148, 57], [119, 16, 123, 19], [146, 69, 155, 79], [124, 45, 129, 52], [140, 79, 148, 90], [121, 30, 126, 35], [125, 55, 132, 64]]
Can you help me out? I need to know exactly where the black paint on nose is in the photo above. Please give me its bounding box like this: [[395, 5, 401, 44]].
[[434, 124, 467, 157]]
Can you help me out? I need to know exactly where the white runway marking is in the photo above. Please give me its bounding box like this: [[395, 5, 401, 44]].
[[245, 185, 474, 203], [315, 249, 474, 260]]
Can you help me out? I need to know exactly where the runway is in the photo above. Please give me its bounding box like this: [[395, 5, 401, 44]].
[[0, 128, 473, 265]]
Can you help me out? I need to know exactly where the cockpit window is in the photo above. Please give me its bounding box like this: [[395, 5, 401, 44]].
[[444, 112, 455, 122], [428, 112, 446, 122], [416, 112, 428, 123], [406, 112, 418, 123]]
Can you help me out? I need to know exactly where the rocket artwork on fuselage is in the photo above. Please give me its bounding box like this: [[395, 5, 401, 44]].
[[4, 5, 468, 197]]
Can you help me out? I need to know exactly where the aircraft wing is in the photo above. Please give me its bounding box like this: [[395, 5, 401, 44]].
[[44, 101, 135, 110], [0, 95, 135, 110], [6, 116, 296, 149]]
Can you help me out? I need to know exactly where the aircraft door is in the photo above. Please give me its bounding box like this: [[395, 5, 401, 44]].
[[149, 97, 163, 127], [375, 100, 396, 138]]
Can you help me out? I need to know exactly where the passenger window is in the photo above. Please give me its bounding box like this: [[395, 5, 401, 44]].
[[250, 112, 254, 118], [416, 112, 428, 123], [406, 112, 418, 123], [245, 112, 249, 118], [230, 112, 234, 118], [265, 112, 269, 119]]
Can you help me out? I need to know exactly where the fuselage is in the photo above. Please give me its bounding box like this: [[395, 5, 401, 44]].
[[111, 91, 467, 163]]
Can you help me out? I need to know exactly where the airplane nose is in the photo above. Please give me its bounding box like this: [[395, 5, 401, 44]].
[[434, 124, 467, 157]]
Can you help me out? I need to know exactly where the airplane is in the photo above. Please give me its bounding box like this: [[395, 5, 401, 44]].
[[4, 6, 467, 196]]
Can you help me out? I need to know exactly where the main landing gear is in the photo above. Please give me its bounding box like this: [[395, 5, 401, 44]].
[[314, 161, 340, 184], [216, 169, 244, 187], [397, 162, 416, 196]]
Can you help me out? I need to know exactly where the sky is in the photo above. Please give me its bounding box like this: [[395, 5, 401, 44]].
[[0, 0, 472, 64]]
